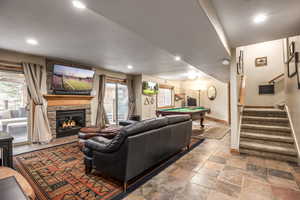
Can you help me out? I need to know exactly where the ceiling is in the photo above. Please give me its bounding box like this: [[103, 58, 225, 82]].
[[88, 0, 231, 81], [212, 0, 300, 47], [154, 66, 212, 81], [3, 0, 299, 82], [0, 0, 230, 82]]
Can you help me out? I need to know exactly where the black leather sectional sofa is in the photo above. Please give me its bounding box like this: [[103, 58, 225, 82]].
[[83, 115, 192, 190]]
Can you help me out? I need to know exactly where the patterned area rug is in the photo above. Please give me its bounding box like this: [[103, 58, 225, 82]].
[[14, 142, 122, 200], [14, 139, 204, 200]]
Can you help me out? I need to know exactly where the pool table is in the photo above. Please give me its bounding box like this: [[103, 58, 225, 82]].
[[156, 107, 210, 128]]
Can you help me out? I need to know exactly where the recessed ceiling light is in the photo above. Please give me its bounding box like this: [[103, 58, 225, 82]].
[[174, 56, 181, 61], [253, 14, 267, 24], [222, 58, 230, 66], [127, 65, 133, 69], [72, 0, 86, 9], [26, 38, 38, 45]]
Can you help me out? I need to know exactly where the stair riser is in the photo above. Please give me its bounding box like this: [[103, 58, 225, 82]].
[[243, 111, 287, 118], [240, 148, 298, 163], [242, 119, 289, 126], [240, 138, 294, 148], [241, 128, 291, 136], [240, 135, 294, 144], [239, 143, 296, 156]]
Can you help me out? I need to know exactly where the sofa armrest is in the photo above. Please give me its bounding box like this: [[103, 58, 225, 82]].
[[85, 136, 112, 153], [85, 131, 126, 153]]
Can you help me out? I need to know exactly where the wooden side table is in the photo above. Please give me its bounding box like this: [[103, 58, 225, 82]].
[[0, 167, 36, 200], [0, 132, 13, 168]]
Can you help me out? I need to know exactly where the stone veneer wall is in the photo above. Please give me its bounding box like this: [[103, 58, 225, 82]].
[[47, 104, 91, 138]]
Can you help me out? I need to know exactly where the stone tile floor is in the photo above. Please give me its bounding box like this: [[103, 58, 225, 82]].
[[124, 134, 300, 200], [13, 120, 300, 200]]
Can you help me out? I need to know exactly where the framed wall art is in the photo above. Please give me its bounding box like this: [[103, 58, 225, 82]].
[[255, 57, 267, 67], [237, 50, 244, 74], [287, 51, 298, 78], [293, 52, 300, 89], [289, 41, 295, 57]]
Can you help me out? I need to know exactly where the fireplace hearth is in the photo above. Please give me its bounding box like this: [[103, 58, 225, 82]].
[[56, 109, 86, 138]]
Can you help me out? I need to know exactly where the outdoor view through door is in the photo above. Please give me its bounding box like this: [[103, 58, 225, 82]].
[[0, 70, 28, 143], [104, 82, 128, 124]]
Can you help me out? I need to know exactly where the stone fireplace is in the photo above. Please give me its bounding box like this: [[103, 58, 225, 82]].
[[44, 95, 93, 138]]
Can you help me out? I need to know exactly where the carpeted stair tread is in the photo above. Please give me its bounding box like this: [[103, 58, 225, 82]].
[[241, 138, 294, 147], [239, 141, 297, 156], [243, 108, 283, 112], [239, 148, 298, 163], [242, 116, 289, 124], [243, 108, 287, 118], [241, 124, 291, 133], [240, 132, 294, 143]]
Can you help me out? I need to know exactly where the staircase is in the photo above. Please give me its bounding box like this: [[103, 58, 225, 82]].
[[239, 107, 298, 163]]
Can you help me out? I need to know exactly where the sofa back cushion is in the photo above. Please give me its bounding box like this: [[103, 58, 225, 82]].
[[122, 117, 168, 137], [165, 115, 191, 125]]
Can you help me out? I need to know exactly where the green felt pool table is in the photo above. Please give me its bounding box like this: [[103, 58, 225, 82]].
[[156, 107, 210, 128]]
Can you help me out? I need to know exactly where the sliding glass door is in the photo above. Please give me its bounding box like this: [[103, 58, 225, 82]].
[[104, 82, 128, 124], [0, 70, 29, 144]]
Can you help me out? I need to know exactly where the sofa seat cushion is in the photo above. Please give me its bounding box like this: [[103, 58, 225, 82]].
[[122, 117, 168, 137], [166, 115, 191, 125]]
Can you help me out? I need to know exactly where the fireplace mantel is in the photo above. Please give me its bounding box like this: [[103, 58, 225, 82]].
[[43, 95, 94, 106]]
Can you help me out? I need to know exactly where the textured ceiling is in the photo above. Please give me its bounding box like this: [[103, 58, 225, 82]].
[[212, 0, 300, 47], [0, 0, 230, 82]]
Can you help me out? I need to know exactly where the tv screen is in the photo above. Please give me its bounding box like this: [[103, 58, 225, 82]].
[[259, 84, 274, 95], [52, 65, 94, 93], [142, 81, 158, 95]]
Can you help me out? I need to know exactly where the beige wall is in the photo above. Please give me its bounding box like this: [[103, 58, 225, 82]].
[[182, 78, 229, 121], [0, 49, 48, 97], [1, 49, 229, 125], [133, 74, 229, 121], [0, 48, 128, 126], [285, 35, 300, 149], [139, 75, 182, 120], [237, 39, 285, 106], [0, 48, 46, 66]]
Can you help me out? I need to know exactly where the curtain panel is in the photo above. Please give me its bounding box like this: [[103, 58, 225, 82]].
[[22, 63, 52, 143], [95, 74, 109, 128], [127, 76, 135, 119]]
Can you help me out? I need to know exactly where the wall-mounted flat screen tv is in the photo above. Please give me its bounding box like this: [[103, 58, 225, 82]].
[[142, 81, 159, 95], [52, 64, 94, 95], [259, 84, 274, 95]]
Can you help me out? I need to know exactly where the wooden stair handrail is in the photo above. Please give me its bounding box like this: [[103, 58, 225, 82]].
[[238, 75, 246, 106], [268, 73, 284, 84]]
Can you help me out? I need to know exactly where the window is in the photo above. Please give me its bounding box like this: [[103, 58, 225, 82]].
[[157, 87, 173, 108], [104, 82, 128, 124], [0, 70, 28, 144]]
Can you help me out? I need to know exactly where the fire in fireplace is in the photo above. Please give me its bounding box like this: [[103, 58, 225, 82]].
[[56, 109, 86, 138]]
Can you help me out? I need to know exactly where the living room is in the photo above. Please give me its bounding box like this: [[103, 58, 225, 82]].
[[1, 0, 300, 200]]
